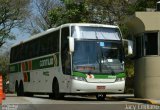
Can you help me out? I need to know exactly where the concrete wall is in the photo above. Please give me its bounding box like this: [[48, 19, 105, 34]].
[[134, 56, 160, 99], [135, 12, 160, 31], [126, 12, 160, 34]]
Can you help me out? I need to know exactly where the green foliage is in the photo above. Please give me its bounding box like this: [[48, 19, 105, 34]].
[[48, 7, 65, 27], [119, 24, 130, 39], [65, 2, 89, 23], [0, 0, 30, 47], [125, 58, 134, 77], [127, 0, 157, 14], [0, 53, 9, 92], [0, 50, 9, 72], [48, 1, 89, 27]]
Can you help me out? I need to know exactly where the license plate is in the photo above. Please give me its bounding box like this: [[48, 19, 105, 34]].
[[96, 86, 106, 90]]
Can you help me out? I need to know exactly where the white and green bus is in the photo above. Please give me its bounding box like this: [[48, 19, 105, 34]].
[[9, 23, 127, 100]]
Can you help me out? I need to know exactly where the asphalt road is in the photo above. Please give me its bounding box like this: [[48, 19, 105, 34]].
[[1, 94, 158, 110]]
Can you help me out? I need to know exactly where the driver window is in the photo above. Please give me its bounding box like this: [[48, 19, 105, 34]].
[[61, 27, 71, 75]]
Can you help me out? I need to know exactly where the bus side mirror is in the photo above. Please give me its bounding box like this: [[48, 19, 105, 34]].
[[123, 39, 133, 55], [128, 40, 133, 55], [68, 37, 74, 52]]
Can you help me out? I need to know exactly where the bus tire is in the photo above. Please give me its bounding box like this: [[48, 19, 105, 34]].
[[15, 81, 19, 96], [52, 79, 64, 100], [25, 92, 33, 97], [18, 80, 24, 96], [96, 93, 106, 101], [49, 93, 54, 99]]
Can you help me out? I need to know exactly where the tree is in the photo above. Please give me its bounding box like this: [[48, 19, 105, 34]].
[[86, 0, 130, 24], [48, 0, 131, 26], [0, 52, 9, 74], [127, 0, 157, 14], [0, 51, 10, 92], [0, 0, 30, 48], [25, 0, 62, 35], [48, 1, 90, 27], [64, 1, 90, 23]]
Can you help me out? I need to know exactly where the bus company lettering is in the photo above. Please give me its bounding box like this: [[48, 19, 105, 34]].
[[40, 58, 53, 67]]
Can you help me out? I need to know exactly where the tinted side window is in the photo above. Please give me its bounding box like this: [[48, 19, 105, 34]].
[[39, 36, 48, 56], [135, 32, 158, 58], [51, 30, 59, 53], [10, 48, 15, 63], [39, 30, 59, 56], [144, 33, 158, 55], [31, 39, 37, 58], [136, 36, 143, 58], [61, 27, 71, 75], [15, 46, 21, 62], [10, 30, 60, 63]]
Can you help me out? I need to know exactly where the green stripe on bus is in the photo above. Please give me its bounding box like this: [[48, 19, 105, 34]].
[[116, 72, 126, 78], [10, 63, 21, 73], [9, 54, 59, 73], [72, 72, 87, 78], [32, 54, 58, 70], [72, 72, 126, 79]]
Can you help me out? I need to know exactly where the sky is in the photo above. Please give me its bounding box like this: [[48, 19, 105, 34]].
[[7, 0, 61, 47], [12, 28, 30, 44], [0, 0, 64, 54], [0, 1, 34, 54], [0, 28, 30, 54]]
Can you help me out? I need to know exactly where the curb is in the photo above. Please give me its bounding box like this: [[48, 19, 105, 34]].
[[126, 98, 160, 106], [106, 96, 160, 105]]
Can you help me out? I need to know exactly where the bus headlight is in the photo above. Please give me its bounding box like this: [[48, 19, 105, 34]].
[[116, 78, 125, 82], [71, 76, 86, 81]]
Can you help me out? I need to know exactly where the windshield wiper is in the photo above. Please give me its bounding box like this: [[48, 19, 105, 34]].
[[96, 43, 115, 75], [101, 50, 116, 75], [96, 47, 102, 73]]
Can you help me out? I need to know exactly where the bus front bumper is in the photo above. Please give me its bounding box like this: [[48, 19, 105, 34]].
[[70, 80, 125, 93]]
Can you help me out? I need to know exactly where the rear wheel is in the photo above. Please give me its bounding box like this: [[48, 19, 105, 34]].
[[49, 93, 54, 99], [18, 81, 24, 96], [25, 92, 33, 97], [15, 81, 19, 96], [96, 94, 106, 101], [52, 79, 64, 100]]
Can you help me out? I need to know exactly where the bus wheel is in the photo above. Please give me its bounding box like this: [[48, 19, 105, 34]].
[[49, 93, 54, 99], [15, 81, 19, 96], [25, 92, 33, 97], [96, 94, 106, 101], [18, 80, 24, 96], [52, 79, 64, 100]]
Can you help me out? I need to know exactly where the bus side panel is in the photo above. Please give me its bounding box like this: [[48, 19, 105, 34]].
[[23, 67, 65, 93], [9, 72, 23, 93]]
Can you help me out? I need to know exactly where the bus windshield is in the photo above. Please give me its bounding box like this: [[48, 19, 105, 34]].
[[71, 26, 121, 40], [73, 40, 124, 74]]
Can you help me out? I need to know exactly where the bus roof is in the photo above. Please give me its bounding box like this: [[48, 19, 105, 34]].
[[11, 23, 119, 48]]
